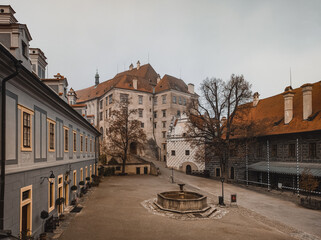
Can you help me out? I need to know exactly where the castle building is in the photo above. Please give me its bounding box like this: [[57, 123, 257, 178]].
[[167, 113, 205, 173], [72, 62, 198, 162], [206, 82, 321, 193], [0, 5, 100, 238]]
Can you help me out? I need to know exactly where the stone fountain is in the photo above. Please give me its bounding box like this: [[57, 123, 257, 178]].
[[155, 183, 210, 213]]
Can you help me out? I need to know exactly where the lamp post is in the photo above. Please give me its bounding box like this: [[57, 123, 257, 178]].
[[220, 177, 225, 205]]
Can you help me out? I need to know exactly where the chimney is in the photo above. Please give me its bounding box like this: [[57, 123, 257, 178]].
[[188, 83, 194, 94], [253, 92, 259, 107], [283, 86, 295, 124], [137, 60, 140, 70], [221, 116, 227, 125], [133, 79, 137, 89], [129, 63, 133, 70], [95, 70, 100, 86], [301, 83, 313, 120], [157, 74, 161, 84]]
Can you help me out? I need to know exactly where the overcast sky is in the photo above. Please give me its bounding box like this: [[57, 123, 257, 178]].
[[7, 0, 321, 98]]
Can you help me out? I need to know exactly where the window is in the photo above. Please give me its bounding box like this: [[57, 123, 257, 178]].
[[48, 179, 55, 212], [163, 143, 166, 150], [183, 98, 186, 106], [178, 96, 182, 105], [162, 110, 166, 117], [138, 109, 143, 117], [23, 112, 31, 148], [73, 170, 77, 185], [85, 166, 88, 183], [138, 95, 143, 104], [215, 168, 221, 177], [105, 96, 108, 105], [80, 135, 83, 152], [162, 121, 166, 128], [109, 94, 113, 104], [21, 40, 28, 58], [162, 95, 166, 104], [172, 96, 177, 104], [109, 108, 112, 117], [309, 143, 316, 158], [230, 148, 237, 157], [99, 112, 103, 121], [272, 144, 277, 157], [154, 96, 158, 105], [105, 110, 108, 118], [162, 131, 166, 138], [73, 131, 77, 152], [48, 119, 56, 152], [64, 127, 69, 152], [177, 110, 181, 117], [86, 137, 88, 152], [185, 150, 190, 155], [257, 144, 262, 157], [120, 93, 128, 103], [141, 122, 144, 128], [90, 139, 92, 152], [19, 105, 34, 151], [154, 122, 157, 128], [80, 168, 83, 181], [99, 100, 103, 109], [154, 111, 157, 118], [289, 144, 296, 157], [171, 150, 175, 156]]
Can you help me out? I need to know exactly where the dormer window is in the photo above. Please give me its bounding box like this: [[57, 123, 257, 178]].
[[21, 40, 28, 58]]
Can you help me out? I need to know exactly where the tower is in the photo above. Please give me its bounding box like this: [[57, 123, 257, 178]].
[[95, 70, 100, 86]]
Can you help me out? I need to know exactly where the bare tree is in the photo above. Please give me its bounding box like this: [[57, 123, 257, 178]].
[[187, 74, 252, 177], [104, 98, 147, 174]]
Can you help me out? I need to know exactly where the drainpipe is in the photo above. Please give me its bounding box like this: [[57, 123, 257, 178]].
[[0, 60, 21, 230]]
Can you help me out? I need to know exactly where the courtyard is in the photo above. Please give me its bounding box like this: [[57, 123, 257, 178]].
[[59, 163, 321, 240]]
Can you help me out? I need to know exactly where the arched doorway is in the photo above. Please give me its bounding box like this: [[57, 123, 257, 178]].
[[186, 165, 192, 175], [130, 142, 137, 155], [230, 167, 235, 179]]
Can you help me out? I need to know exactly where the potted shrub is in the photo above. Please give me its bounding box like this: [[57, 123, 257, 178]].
[[55, 197, 64, 206], [79, 181, 85, 186], [40, 210, 49, 240], [70, 185, 78, 192]]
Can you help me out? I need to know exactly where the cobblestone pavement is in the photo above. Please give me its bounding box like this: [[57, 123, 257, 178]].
[[152, 159, 321, 239], [58, 174, 317, 240], [55, 160, 321, 240]]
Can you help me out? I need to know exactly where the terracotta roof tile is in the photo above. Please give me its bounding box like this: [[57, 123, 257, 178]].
[[233, 81, 321, 137], [155, 74, 189, 93], [75, 64, 193, 103], [76, 64, 159, 102]]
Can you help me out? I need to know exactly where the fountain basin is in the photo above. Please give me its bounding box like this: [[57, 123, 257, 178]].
[[155, 191, 209, 213]]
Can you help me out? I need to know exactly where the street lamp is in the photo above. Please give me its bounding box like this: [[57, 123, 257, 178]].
[[220, 177, 225, 206]]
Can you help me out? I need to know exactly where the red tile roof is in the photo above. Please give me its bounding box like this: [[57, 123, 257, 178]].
[[75, 64, 192, 103], [233, 81, 321, 137], [155, 74, 188, 93]]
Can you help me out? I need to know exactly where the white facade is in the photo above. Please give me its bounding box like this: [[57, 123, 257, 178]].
[[166, 113, 205, 173]]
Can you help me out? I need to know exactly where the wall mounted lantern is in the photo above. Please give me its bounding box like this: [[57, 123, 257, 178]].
[[40, 171, 55, 184]]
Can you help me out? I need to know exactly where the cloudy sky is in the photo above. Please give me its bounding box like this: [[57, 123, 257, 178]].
[[8, 0, 321, 98]]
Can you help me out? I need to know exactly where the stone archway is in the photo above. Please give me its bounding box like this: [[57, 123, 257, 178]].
[[186, 165, 192, 175], [130, 142, 138, 155]]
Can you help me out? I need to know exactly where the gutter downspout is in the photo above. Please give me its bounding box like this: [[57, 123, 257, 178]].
[[0, 60, 21, 230], [151, 88, 161, 161]]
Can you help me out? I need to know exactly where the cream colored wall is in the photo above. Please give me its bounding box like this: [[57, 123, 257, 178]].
[[112, 164, 150, 175]]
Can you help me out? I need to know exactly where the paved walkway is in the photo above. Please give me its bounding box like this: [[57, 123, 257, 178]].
[[57, 161, 321, 240], [153, 160, 321, 239]]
